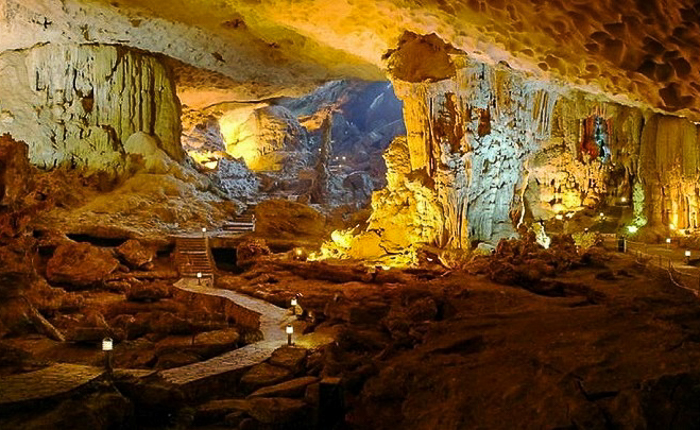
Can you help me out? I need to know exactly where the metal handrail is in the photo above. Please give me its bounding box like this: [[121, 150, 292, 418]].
[[621, 238, 700, 297]]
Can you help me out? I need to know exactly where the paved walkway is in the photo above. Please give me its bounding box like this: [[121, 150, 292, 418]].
[[0, 364, 103, 406], [161, 278, 293, 388]]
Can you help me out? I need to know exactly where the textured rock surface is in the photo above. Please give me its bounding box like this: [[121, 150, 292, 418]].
[[46, 242, 120, 287], [0, 43, 182, 170], [4, 0, 699, 120], [116, 240, 156, 269]]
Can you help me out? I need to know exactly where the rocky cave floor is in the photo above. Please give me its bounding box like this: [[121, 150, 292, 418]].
[[3, 233, 700, 430]]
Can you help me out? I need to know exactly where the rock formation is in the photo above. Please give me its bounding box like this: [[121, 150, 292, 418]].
[[0, 43, 183, 171]]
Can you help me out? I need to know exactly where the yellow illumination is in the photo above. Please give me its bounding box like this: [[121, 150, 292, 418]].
[[670, 224, 676, 230], [555, 214, 563, 220], [627, 225, 638, 233]]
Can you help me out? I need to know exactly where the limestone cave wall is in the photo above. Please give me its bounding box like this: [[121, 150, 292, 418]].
[[0, 43, 183, 171], [386, 33, 700, 250]]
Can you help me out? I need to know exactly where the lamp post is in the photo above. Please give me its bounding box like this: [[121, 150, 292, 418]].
[[286, 324, 294, 346], [102, 337, 113, 375], [666, 238, 672, 249], [202, 227, 207, 238], [197, 272, 202, 285], [290, 296, 298, 316], [685, 250, 691, 264]]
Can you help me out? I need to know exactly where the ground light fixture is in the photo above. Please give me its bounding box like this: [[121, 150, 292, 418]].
[[621, 197, 627, 203], [666, 238, 672, 249], [290, 296, 298, 315], [202, 227, 207, 238], [197, 272, 202, 285], [685, 250, 691, 264], [286, 324, 294, 346], [102, 337, 113, 374]]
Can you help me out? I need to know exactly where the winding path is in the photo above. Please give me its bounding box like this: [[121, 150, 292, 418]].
[[160, 278, 295, 393], [0, 278, 295, 404]]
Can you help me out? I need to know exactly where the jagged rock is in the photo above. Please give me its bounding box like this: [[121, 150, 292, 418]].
[[116, 240, 156, 270], [216, 157, 260, 200], [240, 363, 293, 390], [248, 376, 320, 398], [268, 346, 308, 373], [247, 397, 308, 424], [46, 242, 119, 287]]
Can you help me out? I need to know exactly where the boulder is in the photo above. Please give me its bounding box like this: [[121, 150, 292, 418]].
[[248, 397, 308, 424], [116, 240, 156, 269], [248, 376, 320, 398], [46, 242, 119, 287], [268, 346, 308, 373], [241, 363, 293, 390], [255, 200, 327, 239]]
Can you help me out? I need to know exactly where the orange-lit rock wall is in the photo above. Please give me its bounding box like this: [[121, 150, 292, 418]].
[[640, 114, 700, 231], [386, 33, 700, 248]]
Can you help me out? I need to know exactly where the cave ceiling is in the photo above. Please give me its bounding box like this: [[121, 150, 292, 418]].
[[3, 0, 700, 118]]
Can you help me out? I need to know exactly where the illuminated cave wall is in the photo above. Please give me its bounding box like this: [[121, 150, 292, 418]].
[[640, 114, 700, 231], [387, 33, 561, 246], [0, 43, 183, 170], [383, 32, 698, 248]]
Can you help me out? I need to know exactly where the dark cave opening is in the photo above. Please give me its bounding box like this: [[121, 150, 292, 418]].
[[65, 234, 129, 247]]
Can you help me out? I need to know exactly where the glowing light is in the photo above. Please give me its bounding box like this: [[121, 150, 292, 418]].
[[627, 225, 638, 233], [202, 227, 207, 233], [102, 338, 113, 351], [290, 297, 297, 307], [197, 272, 202, 279], [666, 238, 672, 244], [621, 197, 627, 203], [555, 214, 564, 220], [286, 324, 293, 345], [599, 212, 605, 218], [670, 224, 676, 230], [294, 248, 302, 256], [584, 228, 589, 232]]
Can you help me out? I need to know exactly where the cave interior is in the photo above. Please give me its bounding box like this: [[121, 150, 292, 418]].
[[2, 1, 700, 429]]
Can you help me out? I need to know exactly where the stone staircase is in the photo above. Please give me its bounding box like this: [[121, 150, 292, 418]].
[[174, 236, 215, 280], [223, 204, 256, 234]]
